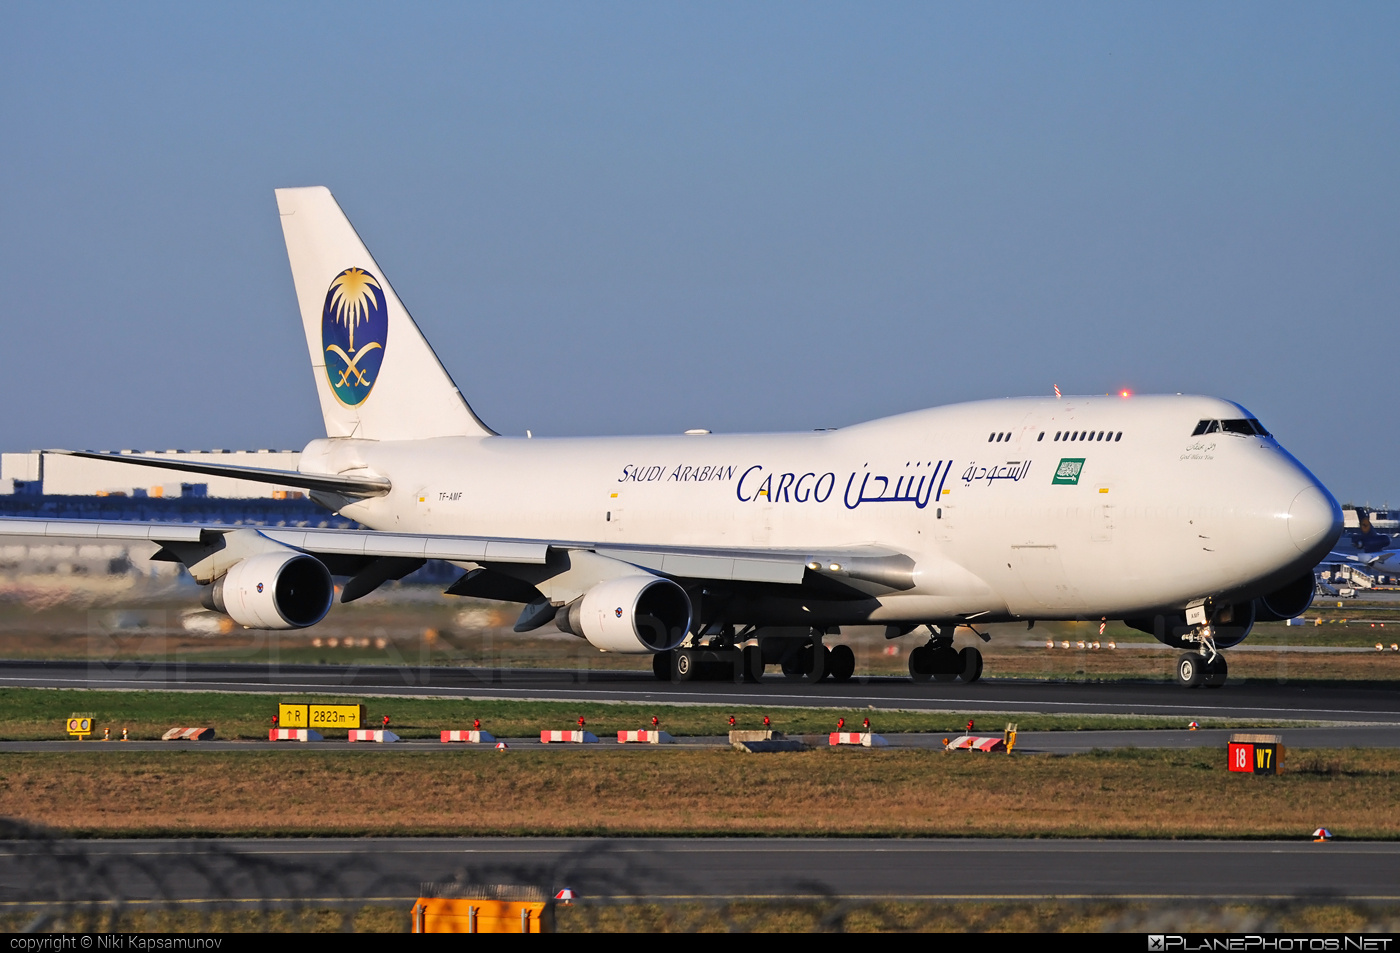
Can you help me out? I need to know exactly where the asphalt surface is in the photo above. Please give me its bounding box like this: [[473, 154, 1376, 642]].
[[4, 837, 1397, 904], [2, 659, 1398, 724]]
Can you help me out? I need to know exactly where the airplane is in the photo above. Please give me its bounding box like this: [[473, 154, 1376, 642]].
[[2, 186, 1343, 689], [1343, 507, 1392, 553]]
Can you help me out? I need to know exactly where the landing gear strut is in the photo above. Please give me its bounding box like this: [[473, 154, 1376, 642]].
[[656, 627, 857, 684], [908, 627, 982, 684], [1175, 624, 1228, 689]]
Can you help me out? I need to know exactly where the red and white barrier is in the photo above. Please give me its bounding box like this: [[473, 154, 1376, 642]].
[[162, 727, 215, 741], [828, 732, 887, 748], [617, 730, 674, 744], [944, 734, 1005, 752], [269, 728, 323, 742], [541, 730, 599, 743], [348, 729, 400, 743], [441, 729, 495, 743]]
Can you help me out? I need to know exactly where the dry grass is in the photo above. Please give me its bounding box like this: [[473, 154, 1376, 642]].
[[9, 900, 1400, 933], [3, 747, 1399, 839]]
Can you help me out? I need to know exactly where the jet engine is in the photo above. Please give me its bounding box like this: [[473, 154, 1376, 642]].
[[1126, 599, 1256, 649], [202, 551, 334, 630], [1253, 571, 1317, 622], [554, 575, 691, 653]]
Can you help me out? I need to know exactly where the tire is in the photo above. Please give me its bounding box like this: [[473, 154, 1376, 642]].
[[958, 646, 983, 683], [1203, 654, 1228, 689], [671, 648, 695, 683], [908, 644, 933, 683], [1176, 652, 1204, 688], [931, 646, 960, 682], [829, 644, 856, 683], [742, 644, 765, 683], [781, 645, 808, 680], [809, 644, 830, 682], [652, 651, 669, 682]]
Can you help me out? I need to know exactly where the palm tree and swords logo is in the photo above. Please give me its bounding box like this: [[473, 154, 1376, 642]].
[[321, 267, 388, 407]]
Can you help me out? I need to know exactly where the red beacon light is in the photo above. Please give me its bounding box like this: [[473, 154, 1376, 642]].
[[1119, 389, 1132, 398]]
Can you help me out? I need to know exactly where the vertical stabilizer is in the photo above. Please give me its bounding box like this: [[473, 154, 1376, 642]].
[[275, 186, 494, 440]]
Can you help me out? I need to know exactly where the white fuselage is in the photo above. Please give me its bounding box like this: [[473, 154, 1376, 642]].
[[304, 393, 1340, 625]]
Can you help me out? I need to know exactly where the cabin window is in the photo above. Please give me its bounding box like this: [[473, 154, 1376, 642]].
[[988, 433, 995, 442], [1115, 432, 1122, 441], [1037, 432, 1044, 441]]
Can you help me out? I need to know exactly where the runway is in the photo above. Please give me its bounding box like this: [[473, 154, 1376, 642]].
[[2, 659, 1399, 725], [4, 837, 1398, 905]]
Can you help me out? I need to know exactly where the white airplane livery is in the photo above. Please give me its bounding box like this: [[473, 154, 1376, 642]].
[[11, 187, 1343, 688]]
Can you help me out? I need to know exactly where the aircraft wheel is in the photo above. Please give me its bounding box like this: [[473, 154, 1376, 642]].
[[932, 645, 960, 682], [829, 644, 856, 683], [782, 644, 810, 680], [652, 651, 669, 682], [1203, 655, 1228, 689], [742, 645, 765, 683], [1176, 653, 1205, 688], [671, 649, 696, 683], [809, 644, 830, 682], [908, 644, 933, 683], [958, 646, 983, 683]]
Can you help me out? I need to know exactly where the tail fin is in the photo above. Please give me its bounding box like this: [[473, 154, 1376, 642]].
[[275, 186, 494, 440]]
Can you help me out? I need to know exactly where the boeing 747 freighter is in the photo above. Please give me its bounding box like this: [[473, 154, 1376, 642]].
[[5, 187, 1342, 688]]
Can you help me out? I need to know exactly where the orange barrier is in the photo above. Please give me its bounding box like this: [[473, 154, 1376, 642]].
[[268, 728, 323, 742], [441, 730, 495, 743], [348, 729, 400, 743], [540, 730, 598, 743], [162, 727, 215, 741], [617, 729, 674, 744], [828, 731, 887, 747]]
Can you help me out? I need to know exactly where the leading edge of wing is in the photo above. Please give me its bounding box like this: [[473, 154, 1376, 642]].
[[0, 517, 907, 588], [46, 450, 391, 498]]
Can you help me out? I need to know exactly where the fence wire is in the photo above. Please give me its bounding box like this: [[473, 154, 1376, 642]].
[[4, 820, 1400, 933]]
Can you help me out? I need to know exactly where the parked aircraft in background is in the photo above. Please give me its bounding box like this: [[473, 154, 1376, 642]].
[[1344, 507, 1393, 553], [2, 188, 1343, 688]]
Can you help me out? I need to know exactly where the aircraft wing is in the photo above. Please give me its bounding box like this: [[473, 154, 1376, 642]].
[[0, 517, 909, 593], [45, 450, 390, 498]]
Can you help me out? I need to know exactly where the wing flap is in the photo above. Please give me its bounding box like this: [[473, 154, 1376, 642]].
[[0, 518, 204, 543]]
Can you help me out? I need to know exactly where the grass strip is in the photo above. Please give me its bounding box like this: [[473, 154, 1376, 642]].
[[3, 747, 1397, 839], [0, 687, 1296, 741]]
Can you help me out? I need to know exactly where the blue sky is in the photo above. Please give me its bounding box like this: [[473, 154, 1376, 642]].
[[1, 4, 1396, 503]]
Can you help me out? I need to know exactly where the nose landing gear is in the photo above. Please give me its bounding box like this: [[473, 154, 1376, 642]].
[[1176, 624, 1228, 689]]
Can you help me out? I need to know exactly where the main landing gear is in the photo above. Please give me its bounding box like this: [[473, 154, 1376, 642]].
[[907, 626, 983, 684], [1175, 624, 1228, 689], [653, 627, 858, 684]]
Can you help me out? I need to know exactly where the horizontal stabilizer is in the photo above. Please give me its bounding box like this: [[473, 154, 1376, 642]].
[[48, 450, 391, 498]]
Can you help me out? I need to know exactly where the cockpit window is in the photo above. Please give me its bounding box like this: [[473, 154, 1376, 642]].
[[1193, 418, 1270, 438]]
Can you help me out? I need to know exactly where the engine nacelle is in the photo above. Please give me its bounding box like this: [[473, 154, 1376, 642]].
[[203, 551, 334, 630], [1254, 571, 1317, 622], [554, 575, 691, 653], [1126, 599, 1256, 649]]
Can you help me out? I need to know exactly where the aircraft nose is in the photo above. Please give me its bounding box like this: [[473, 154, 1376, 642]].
[[1287, 485, 1342, 554]]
